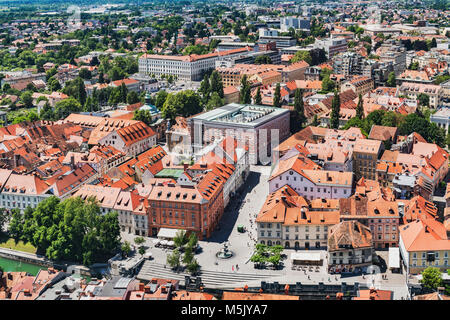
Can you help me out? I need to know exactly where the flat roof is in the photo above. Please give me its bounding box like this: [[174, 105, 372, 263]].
[[155, 168, 184, 179], [189, 103, 289, 128]]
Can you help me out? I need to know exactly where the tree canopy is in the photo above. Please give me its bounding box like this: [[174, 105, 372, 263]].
[[8, 196, 121, 265]]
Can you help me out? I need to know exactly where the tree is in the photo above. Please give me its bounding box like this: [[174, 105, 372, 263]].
[[294, 88, 306, 127], [387, 72, 396, 87], [134, 236, 145, 246], [54, 98, 82, 120], [273, 83, 282, 108], [133, 109, 153, 126], [205, 92, 224, 110], [121, 241, 131, 257], [321, 75, 335, 93], [173, 230, 188, 248], [421, 267, 443, 291], [310, 48, 327, 66], [162, 90, 203, 122], [187, 232, 198, 250], [8, 209, 24, 242], [417, 93, 430, 107], [155, 90, 168, 110], [79, 68, 92, 80], [186, 258, 200, 274], [209, 70, 224, 98], [138, 246, 146, 256], [182, 246, 194, 265], [0, 208, 9, 234], [127, 91, 140, 104], [47, 77, 61, 92], [120, 83, 128, 103], [330, 90, 341, 129], [254, 55, 272, 64], [254, 87, 262, 105], [356, 94, 364, 119], [40, 103, 55, 121], [20, 91, 33, 108], [199, 74, 210, 100], [167, 248, 181, 269], [398, 113, 445, 147], [291, 50, 312, 65], [63, 77, 87, 106], [312, 114, 320, 126], [239, 75, 251, 104]]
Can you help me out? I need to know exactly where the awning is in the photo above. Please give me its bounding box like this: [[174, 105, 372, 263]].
[[388, 247, 400, 269], [157, 228, 184, 240], [291, 251, 322, 262]]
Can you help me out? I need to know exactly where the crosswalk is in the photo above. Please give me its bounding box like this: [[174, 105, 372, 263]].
[[136, 261, 277, 289]]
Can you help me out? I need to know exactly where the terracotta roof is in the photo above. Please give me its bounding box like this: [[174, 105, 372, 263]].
[[368, 125, 398, 142], [328, 221, 373, 251], [400, 218, 450, 252]]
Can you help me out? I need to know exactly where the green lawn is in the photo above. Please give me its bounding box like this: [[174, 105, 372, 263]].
[[0, 236, 37, 254]]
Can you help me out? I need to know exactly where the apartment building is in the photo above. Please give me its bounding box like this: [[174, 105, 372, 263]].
[[269, 153, 353, 200], [148, 171, 225, 239], [73, 185, 149, 236], [138, 47, 252, 81], [340, 76, 374, 97], [327, 221, 373, 267], [352, 139, 383, 180], [398, 82, 443, 109], [256, 185, 340, 249], [399, 218, 450, 274], [339, 195, 401, 249], [0, 169, 50, 212], [280, 16, 311, 32]]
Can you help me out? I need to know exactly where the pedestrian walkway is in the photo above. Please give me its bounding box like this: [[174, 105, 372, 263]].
[[136, 261, 277, 289]]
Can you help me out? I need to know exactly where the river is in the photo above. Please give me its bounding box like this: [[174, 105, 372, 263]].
[[0, 256, 44, 276]]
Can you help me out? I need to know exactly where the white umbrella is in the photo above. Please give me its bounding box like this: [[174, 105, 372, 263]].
[[167, 241, 175, 247], [160, 240, 168, 246], [152, 239, 160, 244]]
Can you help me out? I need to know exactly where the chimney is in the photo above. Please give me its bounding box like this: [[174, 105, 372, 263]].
[[144, 285, 150, 293], [139, 282, 145, 291], [183, 163, 189, 171], [13, 154, 19, 168], [70, 154, 75, 170]]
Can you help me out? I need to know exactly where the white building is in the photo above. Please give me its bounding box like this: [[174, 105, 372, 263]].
[[138, 48, 252, 81], [269, 153, 353, 199]]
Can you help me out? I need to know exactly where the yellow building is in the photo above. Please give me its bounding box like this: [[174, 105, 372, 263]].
[[352, 139, 383, 180], [399, 218, 450, 275]]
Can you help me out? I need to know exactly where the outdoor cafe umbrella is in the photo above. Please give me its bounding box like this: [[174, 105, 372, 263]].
[[160, 240, 168, 246], [167, 241, 175, 247], [152, 239, 160, 244]]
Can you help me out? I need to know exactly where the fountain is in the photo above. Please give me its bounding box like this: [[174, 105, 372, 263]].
[[216, 242, 234, 259]]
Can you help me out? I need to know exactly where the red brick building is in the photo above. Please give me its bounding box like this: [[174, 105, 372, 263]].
[[147, 171, 225, 239]]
